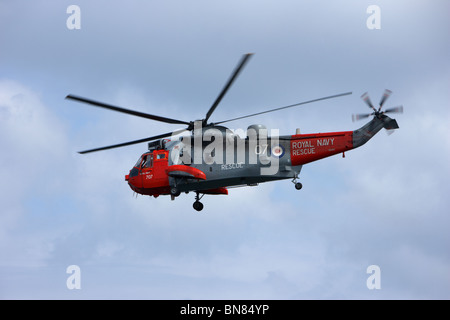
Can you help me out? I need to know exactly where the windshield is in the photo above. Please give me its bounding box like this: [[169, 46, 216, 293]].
[[134, 155, 143, 167]]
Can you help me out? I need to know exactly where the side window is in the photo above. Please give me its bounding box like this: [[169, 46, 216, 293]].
[[157, 153, 166, 160]]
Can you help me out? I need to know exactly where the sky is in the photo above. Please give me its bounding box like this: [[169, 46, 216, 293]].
[[0, 0, 449, 299]]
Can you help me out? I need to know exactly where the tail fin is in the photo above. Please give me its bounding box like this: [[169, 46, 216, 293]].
[[383, 117, 399, 130]]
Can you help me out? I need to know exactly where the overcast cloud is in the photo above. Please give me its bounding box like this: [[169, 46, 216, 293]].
[[0, 0, 449, 299]]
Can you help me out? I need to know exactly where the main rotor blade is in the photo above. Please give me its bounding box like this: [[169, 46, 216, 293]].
[[384, 105, 403, 114], [378, 89, 392, 111], [78, 130, 185, 154], [361, 92, 377, 112], [66, 94, 191, 126], [215, 92, 352, 125], [204, 53, 253, 123]]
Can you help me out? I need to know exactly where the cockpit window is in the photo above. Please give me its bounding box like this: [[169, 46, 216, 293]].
[[135, 154, 153, 168]]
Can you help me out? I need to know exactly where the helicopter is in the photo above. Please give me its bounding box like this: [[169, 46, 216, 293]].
[[66, 53, 403, 211]]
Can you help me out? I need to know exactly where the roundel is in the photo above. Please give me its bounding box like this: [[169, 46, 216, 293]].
[[271, 145, 285, 158]]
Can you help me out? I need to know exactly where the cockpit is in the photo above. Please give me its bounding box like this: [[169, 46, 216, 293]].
[[134, 151, 159, 169], [136, 153, 153, 168], [134, 150, 168, 169]]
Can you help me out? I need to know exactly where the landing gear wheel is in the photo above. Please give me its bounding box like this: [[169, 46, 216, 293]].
[[292, 174, 302, 190], [193, 192, 205, 211], [193, 201, 204, 212], [170, 187, 181, 197]]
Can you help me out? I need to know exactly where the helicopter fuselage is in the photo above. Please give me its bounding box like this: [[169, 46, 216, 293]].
[[125, 114, 398, 199], [125, 127, 352, 197]]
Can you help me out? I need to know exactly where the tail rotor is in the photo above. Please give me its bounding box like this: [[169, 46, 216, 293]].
[[353, 89, 403, 122]]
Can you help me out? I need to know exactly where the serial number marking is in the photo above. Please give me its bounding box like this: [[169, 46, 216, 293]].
[[221, 163, 244, 170]]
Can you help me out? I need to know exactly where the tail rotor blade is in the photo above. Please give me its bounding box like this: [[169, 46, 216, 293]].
[[361, 92, 377, 112], [386, 129, 396, 136], [384, 105, 403, 114], [352, 113, 372, 122], [379, 89, 392, 110]]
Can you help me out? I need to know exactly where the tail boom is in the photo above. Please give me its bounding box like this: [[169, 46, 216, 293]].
[[289, 115, 398, 166], [290, 131, 353, 166]]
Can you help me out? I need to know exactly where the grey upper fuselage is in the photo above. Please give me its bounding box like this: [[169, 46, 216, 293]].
[[165, 125, 301, 192]]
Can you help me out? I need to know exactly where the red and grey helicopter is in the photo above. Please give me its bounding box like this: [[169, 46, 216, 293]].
[[66, 53, 403, 211]]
